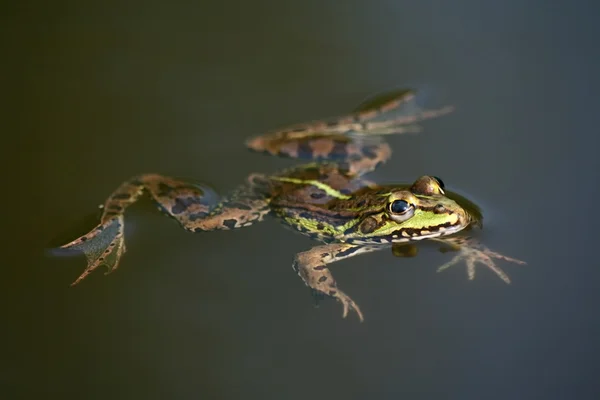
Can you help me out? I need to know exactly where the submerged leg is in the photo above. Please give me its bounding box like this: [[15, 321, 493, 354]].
[[391, 243, 419, 258], [293, 243, 383, 322], [433, 236, 526, 284], [246, 89, 453, 177], [59, 174, 270, 285], [250, 88, 454, 139]]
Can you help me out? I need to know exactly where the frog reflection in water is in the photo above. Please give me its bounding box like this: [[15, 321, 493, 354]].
[[58, 89, 525, 321]]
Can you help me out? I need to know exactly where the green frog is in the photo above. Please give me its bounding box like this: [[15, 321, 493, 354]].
[[57, 89, 525, 321]]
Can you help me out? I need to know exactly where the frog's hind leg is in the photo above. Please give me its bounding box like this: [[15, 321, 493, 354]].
[[59, 174, 270, 286], [248, 88, 453, 143], [293, 243, 383, 322], [246, 89, 453, 177], [247, 133, 392, 177], [351, 87, 454, 134]]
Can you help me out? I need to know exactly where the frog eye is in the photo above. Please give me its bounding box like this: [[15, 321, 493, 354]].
[[433, 176, 445, 190], [389, 199, 412, 214], [388, 199, 415, 223]]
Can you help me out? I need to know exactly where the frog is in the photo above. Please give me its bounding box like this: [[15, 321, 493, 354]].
[[56, 88, 525, 322]]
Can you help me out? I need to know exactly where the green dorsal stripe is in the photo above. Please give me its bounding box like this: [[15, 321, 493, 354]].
[[270, 177, 351, 199]]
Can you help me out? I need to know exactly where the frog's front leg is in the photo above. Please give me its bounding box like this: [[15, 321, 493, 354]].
[[433, 236, 526, 284], [293, 243, 382, 322], [59, 174, 270, 286]]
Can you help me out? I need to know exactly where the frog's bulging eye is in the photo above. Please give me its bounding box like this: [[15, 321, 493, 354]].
[[388, 199, 415, 223], [433, 176, 445, 190], [389, 199, 412, 214]]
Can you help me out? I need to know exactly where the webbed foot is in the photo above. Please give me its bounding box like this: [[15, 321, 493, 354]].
[[435, 237, 526, 284], [58, 216, 126, 286]]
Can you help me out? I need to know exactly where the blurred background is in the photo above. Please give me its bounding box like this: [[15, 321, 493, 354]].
[[5, 0, 600, 399]]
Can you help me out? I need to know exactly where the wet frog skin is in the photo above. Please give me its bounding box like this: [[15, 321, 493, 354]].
[[57, 89, 525, 321]]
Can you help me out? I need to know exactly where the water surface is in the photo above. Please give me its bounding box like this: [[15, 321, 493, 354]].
[[6, 1, 600, 399]]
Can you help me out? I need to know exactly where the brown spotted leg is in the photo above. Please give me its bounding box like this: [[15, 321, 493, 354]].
[[60, 174, 271, 285], [246, 88, 453, 176], [247, 134, 392, 178], [293, 243, 383, 322]]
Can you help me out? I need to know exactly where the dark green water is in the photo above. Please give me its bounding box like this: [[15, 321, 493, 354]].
[[7, 1, 600, 399]]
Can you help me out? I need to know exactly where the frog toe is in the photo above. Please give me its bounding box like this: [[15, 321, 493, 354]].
[[335, 290, 364, 322], [310, 287, 364, 322], [436, 239, 525, 284]]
